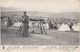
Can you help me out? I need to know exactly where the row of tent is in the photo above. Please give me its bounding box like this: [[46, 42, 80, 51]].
[[58, 23, 80, 31], [12, 22, 80, 32], [1, 17, 80, 32]]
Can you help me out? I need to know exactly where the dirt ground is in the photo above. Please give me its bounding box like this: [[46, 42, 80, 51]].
[[1, 26, 79, 45]]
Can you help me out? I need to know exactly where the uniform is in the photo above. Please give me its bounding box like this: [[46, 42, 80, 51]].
[[21, 15, 29, 37]]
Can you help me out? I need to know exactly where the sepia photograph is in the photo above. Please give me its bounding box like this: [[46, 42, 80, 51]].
[[0, 0, 80, 45]]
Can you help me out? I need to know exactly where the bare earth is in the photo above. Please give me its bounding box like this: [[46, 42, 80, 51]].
[[1, 27, 79, 45]]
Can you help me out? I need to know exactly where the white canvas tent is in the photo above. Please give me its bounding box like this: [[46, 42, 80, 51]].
[[29, 21, 39, 27], [4, 21, 7, 26], [58, 23, 71, 31], [9, 22, 22, 30], [1, 21, 7, 30], [72, 23, 80, 31], [13, 22, 22, 27], [43, 23, 49, 29]]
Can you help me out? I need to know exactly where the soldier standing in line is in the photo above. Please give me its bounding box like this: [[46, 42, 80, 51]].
[[69, 22, 74, 31], [21, 11, 29, 37]]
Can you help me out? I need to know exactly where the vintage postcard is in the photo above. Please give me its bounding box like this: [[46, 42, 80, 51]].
[[0, 0, 80, 52]]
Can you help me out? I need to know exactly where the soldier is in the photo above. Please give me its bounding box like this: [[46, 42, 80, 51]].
[[69, 22, 74, 31], [7, 17, 13, 27], [21, 11, 29, 37], [49, 20, 53, 29]]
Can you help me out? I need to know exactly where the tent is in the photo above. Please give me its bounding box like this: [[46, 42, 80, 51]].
[[43, 23, 49, 29], [1, 21, 7, 30], [58, 23, 71, 31], [10, 22, 22, 30], [13, 22, 22, 27], [4, 22, 7, 26], [72, 23, 80, 31], [57, 24, 61, 29]]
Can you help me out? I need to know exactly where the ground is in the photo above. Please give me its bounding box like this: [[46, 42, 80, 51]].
[[1, 26, 79, 45]]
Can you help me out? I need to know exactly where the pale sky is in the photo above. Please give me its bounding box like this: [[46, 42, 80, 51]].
[[0, 0, 80, 12]]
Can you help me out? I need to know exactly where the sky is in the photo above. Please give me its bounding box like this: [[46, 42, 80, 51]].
[[0, 0, 80, 12]]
